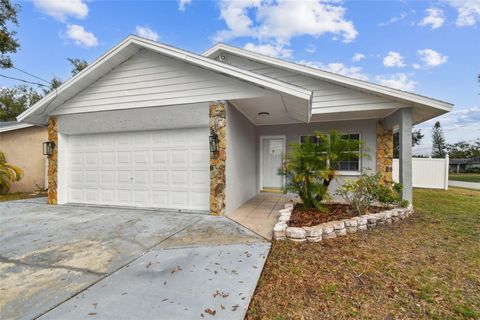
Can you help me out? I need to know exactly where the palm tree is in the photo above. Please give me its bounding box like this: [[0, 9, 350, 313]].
[[0, 151, 23, 194]]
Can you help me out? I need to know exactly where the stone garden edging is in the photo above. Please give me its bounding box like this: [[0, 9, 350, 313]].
[[273, 203, 414, 242]]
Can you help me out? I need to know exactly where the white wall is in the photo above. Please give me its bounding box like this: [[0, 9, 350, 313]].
[[57, 103, 209, 135], [226, 102, 257, 214], [393, 157, 449, 190], [256, 119, 377, 193], [54, 50, 270, 116]]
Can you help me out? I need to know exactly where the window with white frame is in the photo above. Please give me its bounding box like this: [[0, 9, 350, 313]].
[[299, 133, 361, 172]]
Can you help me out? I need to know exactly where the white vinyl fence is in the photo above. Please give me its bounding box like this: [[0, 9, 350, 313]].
[[393, 156, 449, 190]]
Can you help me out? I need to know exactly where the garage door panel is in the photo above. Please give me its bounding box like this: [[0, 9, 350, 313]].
[[117, 151, 131, 165], [85, 171, 99, 184], [66, 128, 209, 211], [117, 189, 131, 204]]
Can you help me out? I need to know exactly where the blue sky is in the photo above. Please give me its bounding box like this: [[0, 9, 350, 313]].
[[3, 0, 480, 154]]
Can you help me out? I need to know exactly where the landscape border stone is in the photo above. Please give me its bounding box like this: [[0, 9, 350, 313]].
[[274, 202, 414, 242]]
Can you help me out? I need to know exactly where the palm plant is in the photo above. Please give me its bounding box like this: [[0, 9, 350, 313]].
[[0, 151, 23, 194], [279, 130, 364, 210]]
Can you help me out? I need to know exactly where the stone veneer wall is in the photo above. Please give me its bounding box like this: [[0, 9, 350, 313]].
[[209, 101, 226, 216], [47, 116, 58, 204], [376, 121, 393, 185]]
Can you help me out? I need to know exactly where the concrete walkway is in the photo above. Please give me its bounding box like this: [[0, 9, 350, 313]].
[[0, 198, 268, 320], [449, 180, 480, 190], [227, 193, 294, 239]]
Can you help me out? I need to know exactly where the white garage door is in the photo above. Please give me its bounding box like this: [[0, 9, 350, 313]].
[[66, 128, 210, 211]]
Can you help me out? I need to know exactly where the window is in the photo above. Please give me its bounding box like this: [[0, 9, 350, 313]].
[[337, 133, 360, 171], [299, 133, 361, 172]]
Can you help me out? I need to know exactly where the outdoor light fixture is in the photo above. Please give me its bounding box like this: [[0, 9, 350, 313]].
[[258, 111, 270, 118], [209, 129, 219, 153], [43, 141, 55, 156]]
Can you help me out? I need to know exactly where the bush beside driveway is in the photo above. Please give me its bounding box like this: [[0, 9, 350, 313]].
[[247, 187, 480, 319]]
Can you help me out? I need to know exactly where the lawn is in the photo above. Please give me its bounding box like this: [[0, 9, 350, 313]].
[[0, 191, 47, 202], [247, 187, 480, 319], [449, 173, 480, 183]]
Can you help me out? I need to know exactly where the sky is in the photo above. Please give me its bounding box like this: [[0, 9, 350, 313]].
[[2, 0, 479, 155]]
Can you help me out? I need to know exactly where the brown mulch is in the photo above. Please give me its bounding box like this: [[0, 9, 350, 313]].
[[288, 203, 387, 227]]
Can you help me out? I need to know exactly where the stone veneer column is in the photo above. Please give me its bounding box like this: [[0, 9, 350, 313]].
[[209, 101, 226, 216], [47, 116, 58, 204], [376, 121, 393, 185]]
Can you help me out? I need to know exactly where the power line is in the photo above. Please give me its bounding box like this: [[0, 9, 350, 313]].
[[0, 74, 49, 87], [11, 66, 51, 84]]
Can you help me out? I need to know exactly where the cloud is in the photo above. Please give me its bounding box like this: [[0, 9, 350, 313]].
[[306, 44, 316, 53], [419, 106, 480, 131], [419, 8, 445, 29], [378, 11, 407, 26], [215, 0, 358, 44], [297, 60, 369, 81], [376, 73, 416, 91], [178, 0, 192, 12], [418, 49, 448, 67], [352, 53, 365, 62], [33, 0, 88, 22], [135, 26, 160, 42], [243, 41, 292, 58], [383, 51, 406, 68], [444, 0, 480, 27], [65, 24, 98, 47]]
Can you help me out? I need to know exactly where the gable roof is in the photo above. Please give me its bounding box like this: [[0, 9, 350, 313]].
[[18, 36, 311, 125], [203, 43, 453, 114]]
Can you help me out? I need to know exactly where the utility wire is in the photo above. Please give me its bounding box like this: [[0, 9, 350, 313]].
[[11, 66, 51, 84], [0, 74, 49, 87]]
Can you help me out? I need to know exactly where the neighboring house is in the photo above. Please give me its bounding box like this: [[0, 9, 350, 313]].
[[449, 157, 480, 173], [0, 122, 47, 192], [17, 36, 453, 215]]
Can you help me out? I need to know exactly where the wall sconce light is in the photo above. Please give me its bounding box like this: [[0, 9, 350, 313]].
[[209, 129, 219, 153], [43, 141, 55, 156]]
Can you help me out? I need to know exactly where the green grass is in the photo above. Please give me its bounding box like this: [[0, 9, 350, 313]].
[[0, 191, 47, 202], [247, 187, 480, 319], [449, 173, 480, 183]]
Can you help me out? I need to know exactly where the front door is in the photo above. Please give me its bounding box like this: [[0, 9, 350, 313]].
[[261, 136, 285, 191]]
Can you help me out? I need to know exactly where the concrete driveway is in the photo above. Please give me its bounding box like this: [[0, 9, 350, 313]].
[[0, 198, 269, 320]]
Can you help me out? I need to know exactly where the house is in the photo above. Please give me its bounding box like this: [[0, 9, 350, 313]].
[[0, 122, 47, 192], [18, 36, 453, 215], [449, 157, 480, 173]]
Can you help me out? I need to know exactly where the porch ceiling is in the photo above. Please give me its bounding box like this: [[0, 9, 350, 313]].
[[229, 94, 309, 125]]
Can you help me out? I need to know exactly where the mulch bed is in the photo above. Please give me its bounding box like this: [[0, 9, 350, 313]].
[[288, 203, 388, 227]]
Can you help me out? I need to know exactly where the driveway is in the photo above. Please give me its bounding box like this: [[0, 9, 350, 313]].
[[0, 198, 269, 320]]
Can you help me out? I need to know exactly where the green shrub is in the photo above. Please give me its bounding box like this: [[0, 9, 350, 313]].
[[0, 151, 23, 195], [335, 172, 405, 215]]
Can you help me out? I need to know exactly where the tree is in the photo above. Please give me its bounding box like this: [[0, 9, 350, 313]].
[[0, 0, 21, 69], [0, 151, 23, 194], [393, 128, 424, 158], [67, 58, 88, 76], [431, 121, 446, 158], [0, 85, 42, 121], [446, 139, 480, 159], [279, 130, 363, 210]]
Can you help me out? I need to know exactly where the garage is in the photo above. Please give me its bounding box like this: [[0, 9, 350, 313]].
[[65, 127, 210, 211]]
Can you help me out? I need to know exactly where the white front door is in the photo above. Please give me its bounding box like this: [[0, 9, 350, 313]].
[[65, 128, 210, 211], [261, 136, 285, 190]]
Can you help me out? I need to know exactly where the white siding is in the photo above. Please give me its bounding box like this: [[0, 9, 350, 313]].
[[54, 50, 271, 116], [226, 103, 257, 214], [221, 54, 407, 113]]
